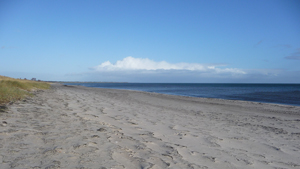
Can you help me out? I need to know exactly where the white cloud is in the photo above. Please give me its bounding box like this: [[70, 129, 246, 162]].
[[93, 56, 246, 75], [66, 58, 300, 82]]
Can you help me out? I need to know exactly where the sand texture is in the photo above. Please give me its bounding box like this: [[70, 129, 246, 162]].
[[1, 84, 300, 169]]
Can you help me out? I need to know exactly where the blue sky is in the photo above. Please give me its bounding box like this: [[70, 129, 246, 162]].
[[1, 0, 300, 82]]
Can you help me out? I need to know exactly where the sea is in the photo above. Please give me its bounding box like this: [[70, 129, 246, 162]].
[[63, 83, 300, 107]]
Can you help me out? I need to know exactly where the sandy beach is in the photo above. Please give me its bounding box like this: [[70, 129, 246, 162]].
[[0, 84, 300, 169]]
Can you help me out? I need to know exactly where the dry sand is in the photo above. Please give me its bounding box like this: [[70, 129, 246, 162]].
[[0, 84, 300, 169]]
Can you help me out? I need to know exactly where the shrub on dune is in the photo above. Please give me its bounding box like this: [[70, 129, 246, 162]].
[[0, 76, 50, 105]]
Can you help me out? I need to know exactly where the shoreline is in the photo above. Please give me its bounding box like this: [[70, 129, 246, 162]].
[[63, 83, 300, 107], [65, 84, 300, 110], [1, 84, 300, 168]]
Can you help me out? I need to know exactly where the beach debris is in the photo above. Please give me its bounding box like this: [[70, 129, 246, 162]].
[[0, 105, 7, 112], [2, 121, 7, 126], [97, 128, 107, 132]]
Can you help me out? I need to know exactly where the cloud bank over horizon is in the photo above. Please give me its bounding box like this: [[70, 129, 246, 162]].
[[79, 56, 300, 83], [93, 56, 246, 75]]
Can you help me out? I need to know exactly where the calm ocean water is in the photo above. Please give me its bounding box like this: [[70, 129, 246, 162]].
[[64, 83, 300, 106]]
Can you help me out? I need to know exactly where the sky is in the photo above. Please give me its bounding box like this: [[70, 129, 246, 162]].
[[1, 0, 300, 83]]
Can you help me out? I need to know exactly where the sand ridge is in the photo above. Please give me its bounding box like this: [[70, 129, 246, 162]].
[[0, 84, 299, 169]]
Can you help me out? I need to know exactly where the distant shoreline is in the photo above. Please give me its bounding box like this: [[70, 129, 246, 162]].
[[50, 81, 300, 84], [47, 81, 129, 84]]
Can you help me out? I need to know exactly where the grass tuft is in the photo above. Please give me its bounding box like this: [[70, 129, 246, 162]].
[[0, 75, 50, 105]]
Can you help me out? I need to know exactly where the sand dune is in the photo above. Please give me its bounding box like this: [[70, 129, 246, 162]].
[[0, 84, 300, 169]]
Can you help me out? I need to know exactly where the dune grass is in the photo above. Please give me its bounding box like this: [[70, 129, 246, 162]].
[[0, 75, 50, 105]]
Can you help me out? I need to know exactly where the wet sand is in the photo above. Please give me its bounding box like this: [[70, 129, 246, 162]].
[[0, 84, 300, 169]]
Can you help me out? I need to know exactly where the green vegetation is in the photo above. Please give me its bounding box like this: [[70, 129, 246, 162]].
[[0, 75, 50, 105]]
